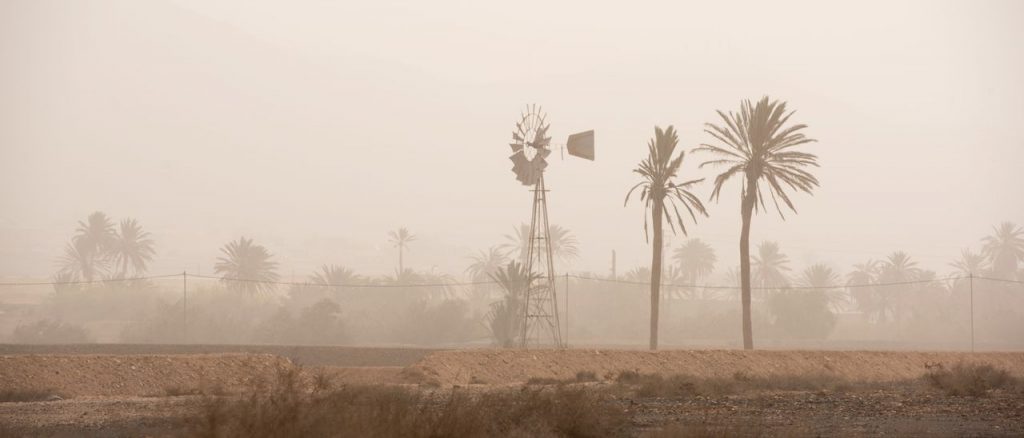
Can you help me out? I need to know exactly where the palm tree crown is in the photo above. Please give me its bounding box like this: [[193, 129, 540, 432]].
[[695, 96, 819, 217], [214, 237, 279, 295], [673, 238, 717, 283], [109, 218, 155, 277], [466, 246, 509, 282], [949, 249, 987, 278], [625, 126, 707, 239], [74, 211, 116, 252], [981, 222, 1024, 277], [501, 224, 579, 266]]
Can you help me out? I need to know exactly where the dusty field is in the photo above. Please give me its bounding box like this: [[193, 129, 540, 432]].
[[0, 353, 289, 397], [1, 347, 1022, 437]]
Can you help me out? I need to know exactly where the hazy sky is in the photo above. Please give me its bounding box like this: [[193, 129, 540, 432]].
[[2, 0, 1022, 279]]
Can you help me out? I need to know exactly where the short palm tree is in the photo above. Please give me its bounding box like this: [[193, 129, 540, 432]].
[[673, 238, 717, 299], [58, 238, 107, 283], [388, 227, 416, 274], [625, 125, 707, 350], [109, 218, 155, 277], [694, 96, 819, 350], [673, 238, 717, 283], [949, 249, 987, 278], [486, 260, 537, 348], [466, 246, 509, 282], [797, 263, 845, 312], [214, 237, 279, 295], [981, 222, 1024, 278], [752, 241, 792, 289]]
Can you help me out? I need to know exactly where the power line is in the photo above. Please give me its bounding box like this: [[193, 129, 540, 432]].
[[974, 275, 1024, 285], [0, 274, 182, 287], [0, 272, 1018, 290], [185, 273, 500, 288], [567, 274, 967, 291]]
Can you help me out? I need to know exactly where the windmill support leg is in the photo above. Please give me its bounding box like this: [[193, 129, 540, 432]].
[[520, 175, 564, 348]]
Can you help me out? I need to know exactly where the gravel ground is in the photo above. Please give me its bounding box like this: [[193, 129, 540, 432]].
[[627, 386, 1024, 437], [2, 387, 1021, 437]]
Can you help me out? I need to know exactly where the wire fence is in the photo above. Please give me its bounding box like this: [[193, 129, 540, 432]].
[[4, 271, 1019, 289], [1, 270, 1021, 351]]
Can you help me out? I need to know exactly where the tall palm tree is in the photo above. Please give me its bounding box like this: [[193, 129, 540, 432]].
[[501, 223, 579, 266], [981, 222, 1024, 278], [694, 96, 819, 350], [109, 218, 155, 277], [625, 125, 707, 350], [752, 241, 792, 289], [388, 227, 416, 274], [214, 237, 279, 295]]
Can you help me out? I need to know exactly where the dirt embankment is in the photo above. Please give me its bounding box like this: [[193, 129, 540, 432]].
[[406, 349, 1024, 385], [0, 354, 290, 397]]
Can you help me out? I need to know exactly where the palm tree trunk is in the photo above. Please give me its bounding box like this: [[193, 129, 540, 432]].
[[650, 200, 664, 351], [399, 246, 404, 275], [739, 178, 756, 350]]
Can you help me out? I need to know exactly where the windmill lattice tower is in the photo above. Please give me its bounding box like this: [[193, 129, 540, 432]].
[[507, 104, 594, 348]]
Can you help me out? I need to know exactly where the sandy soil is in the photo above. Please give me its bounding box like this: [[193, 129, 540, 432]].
[[408, 349, 1024, 385]]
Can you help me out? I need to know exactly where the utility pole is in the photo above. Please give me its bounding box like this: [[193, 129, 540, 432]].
[[183, 271, 188, 344], [969, 272, 975, 353], [565, 273, 569, 348]]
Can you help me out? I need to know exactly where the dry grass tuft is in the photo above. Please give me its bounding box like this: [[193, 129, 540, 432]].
[[613, 370, 860, 398], [0, 389, 61, 403], [923, 362, 1018, 397]]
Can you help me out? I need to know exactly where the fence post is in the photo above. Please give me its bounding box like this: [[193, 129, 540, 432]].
[[969, 272, 974, 353], [183, 271, 188, 344]]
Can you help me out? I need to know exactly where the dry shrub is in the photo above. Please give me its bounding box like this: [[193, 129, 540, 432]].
[[10, 319, 92, 344], [923, 362, 1018, 397], [614, 370, 856, 398], [191, 366, 628, 438], [0, 389, 60, 403]]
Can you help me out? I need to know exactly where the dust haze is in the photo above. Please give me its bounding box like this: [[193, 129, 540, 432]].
[[1, 0, 1023, 351]]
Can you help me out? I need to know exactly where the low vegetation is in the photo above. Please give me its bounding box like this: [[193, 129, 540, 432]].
[[191, 366, 629, 438], [923, 362, 1020, 396]]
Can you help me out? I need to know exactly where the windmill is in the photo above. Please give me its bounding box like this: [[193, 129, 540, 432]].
[[507, 104, 594, 348]]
